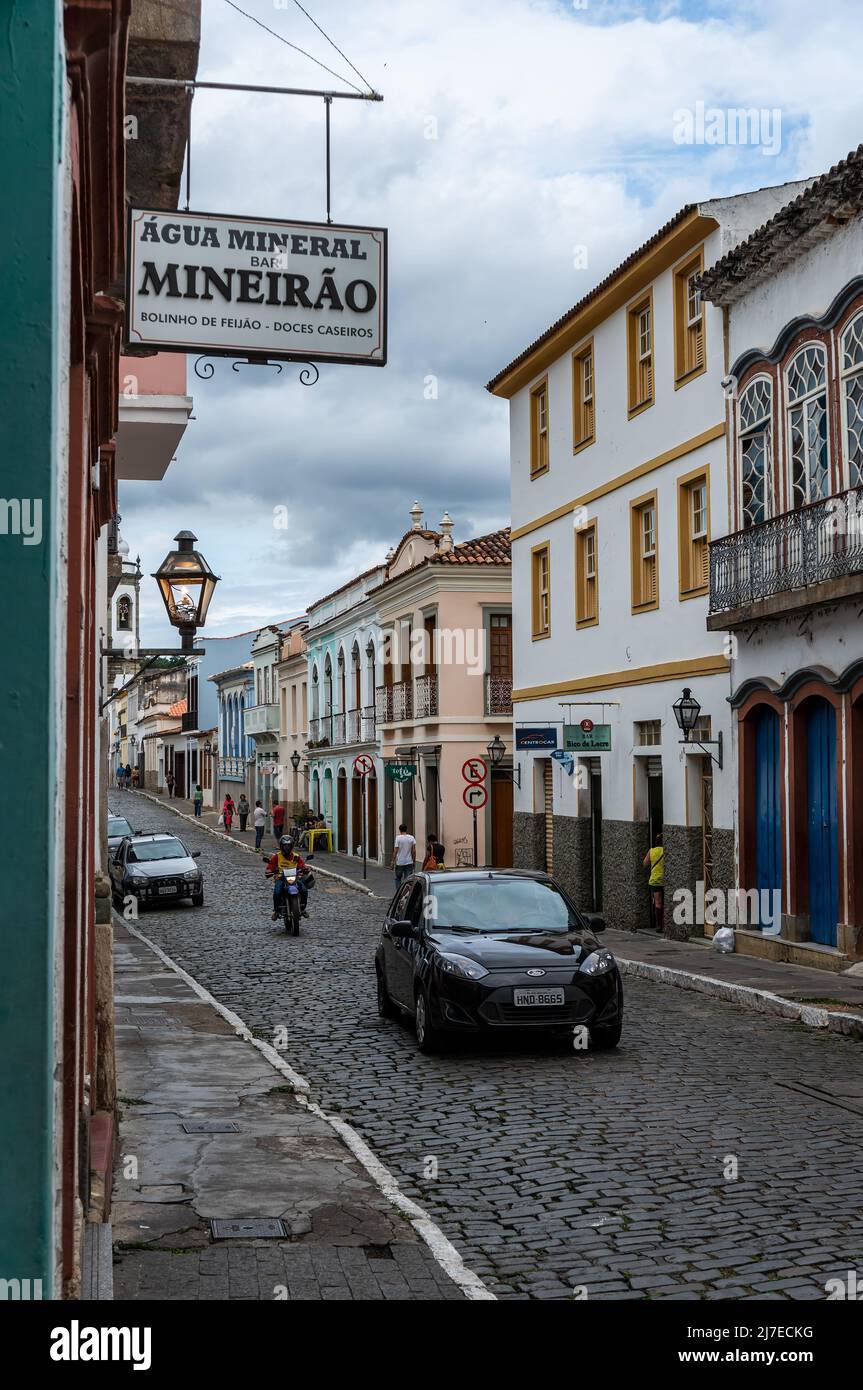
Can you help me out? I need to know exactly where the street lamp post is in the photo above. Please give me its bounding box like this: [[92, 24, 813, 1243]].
[[152, 531, 220, 654], [672, 687, 723, 768], [486, 733, 521, 788]]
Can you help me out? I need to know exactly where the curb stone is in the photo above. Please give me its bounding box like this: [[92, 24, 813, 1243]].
[[617, 956, 863, 1040]]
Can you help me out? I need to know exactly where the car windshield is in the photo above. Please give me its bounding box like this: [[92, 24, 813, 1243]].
[[128, 840, 188, 862], [108, 818, 132, 837], [428, 878, 580, 933]]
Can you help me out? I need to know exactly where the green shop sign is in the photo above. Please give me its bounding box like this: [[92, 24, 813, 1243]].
[[386, 763, 416, 782], [563, 723, 612, 753]]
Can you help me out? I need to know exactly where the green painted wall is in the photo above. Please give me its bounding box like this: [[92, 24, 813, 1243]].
[[0, 1, 64, 1292]]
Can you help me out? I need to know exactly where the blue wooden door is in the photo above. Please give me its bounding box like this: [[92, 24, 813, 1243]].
[[806, 700, 838, 946], [754, 707, 781, 903]]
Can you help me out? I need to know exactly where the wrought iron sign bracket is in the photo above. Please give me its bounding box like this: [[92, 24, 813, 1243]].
[[679, 730, 723, 770], [193, 356, 320, 385]]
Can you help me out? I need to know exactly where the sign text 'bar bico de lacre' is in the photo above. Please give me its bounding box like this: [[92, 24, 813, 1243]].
[[125, 209, 387, 367]]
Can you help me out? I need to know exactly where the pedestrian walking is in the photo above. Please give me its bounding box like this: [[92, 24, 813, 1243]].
[[390, 823, 417, 888], [131, 766, 139, 789], [166, 768, 175, 798], [222, 794, 235, 834], [643, 833, 664, 935], [193, 784, 203, 818], [271, 798, 285, 843], [237, 794, 250, 832], [116, 762, 124, 790], [253, 799, 266, 851], [124, 763, 132, 789], [421, 831, 445, 872]]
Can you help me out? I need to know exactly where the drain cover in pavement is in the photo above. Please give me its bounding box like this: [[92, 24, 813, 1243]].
[[182, 1120, 241, 1134], [211, 1219, 287, 1240]]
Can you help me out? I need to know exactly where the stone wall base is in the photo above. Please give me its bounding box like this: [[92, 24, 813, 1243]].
[[513, 811, 546, 871], [602, 818, 651, 931]]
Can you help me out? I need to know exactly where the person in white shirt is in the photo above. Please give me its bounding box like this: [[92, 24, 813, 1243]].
[[390, 823, 417, 888], [253, 799, 267, 852]]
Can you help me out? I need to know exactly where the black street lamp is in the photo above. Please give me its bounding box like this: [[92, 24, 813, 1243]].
[[290, 750, 309, 780], [672, 686, 723, 768], [153, 531, 220, 653], [486, 733, 521, 788]]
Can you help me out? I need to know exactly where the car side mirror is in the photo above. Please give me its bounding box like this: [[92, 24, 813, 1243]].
[[582, 912, 606, 933], [192, 851, 201, 859], [389, 919, 414, 939]]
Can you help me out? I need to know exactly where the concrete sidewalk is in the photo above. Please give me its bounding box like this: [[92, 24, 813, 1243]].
[[110, 917, 471, 1300]]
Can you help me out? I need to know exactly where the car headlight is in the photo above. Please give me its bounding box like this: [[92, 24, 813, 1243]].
[[579, 950, 615, 976], [127, 870, 147, 882], [436, 953, 489, 981], [182, 870, 200, 881]]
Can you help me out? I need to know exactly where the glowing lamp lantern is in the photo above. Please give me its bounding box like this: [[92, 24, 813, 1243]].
[[152, 531, 220, 651]]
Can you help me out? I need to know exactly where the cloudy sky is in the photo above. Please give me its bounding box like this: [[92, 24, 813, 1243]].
[[122, 0, 863, 645]]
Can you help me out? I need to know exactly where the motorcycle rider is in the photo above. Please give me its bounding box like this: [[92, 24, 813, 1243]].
[[265, 835, 310, 921]]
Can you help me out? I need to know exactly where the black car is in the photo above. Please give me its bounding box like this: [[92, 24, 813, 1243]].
[[375, 870, 622, 1053], [109, 832, 204, 909]]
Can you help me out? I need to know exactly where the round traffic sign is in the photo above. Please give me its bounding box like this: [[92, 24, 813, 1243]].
[[463, 782, 489, 810], [580, 718, 594, 733], [353, 754, 374, 776], [462, 756, 488, 784]]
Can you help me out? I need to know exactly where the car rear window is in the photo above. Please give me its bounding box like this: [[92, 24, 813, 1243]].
[[128, 840, 188, 862], [429, 878, 578, 932], [108, 818, 132, 836]]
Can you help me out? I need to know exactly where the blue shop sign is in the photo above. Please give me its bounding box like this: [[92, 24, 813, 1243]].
[[515, 727, 558, 751]]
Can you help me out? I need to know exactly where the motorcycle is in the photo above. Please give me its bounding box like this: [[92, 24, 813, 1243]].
[[268, 855, 314, 935]]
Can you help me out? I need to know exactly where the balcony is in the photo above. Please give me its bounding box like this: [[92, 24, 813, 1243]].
[[392, 679, 413, 721], [346, 706, 376, 743], [244, 703, 279, 736], [708, 488, 863, 629], [181, 709, 198, 732], [414, 673, 438, 719], [375, 686, 393, 723], [485, 673, 513, 715], [308, 714, 332, 747], [219, 755, 246, 779]]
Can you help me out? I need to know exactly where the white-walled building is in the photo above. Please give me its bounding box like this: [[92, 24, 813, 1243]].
[[275, 621, 310, 816], [701, 146, 863, 968], [488, 182, 808, 928]]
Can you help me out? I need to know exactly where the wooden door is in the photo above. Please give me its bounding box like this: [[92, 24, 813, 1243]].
[[337, 773, 347, 853], [491, 770, 513, 867]]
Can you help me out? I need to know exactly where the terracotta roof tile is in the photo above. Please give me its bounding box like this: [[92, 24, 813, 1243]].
[[430, 527, 511, 565], [168, 698, 187, 717], [700, 145, 863, 304]]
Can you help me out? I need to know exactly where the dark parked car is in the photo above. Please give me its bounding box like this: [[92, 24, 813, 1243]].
[[109, 832, 203, 909], [375, 870, 622, 1054], [107, 815, 135, 851]]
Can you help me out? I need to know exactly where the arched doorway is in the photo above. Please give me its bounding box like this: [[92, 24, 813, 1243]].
[[337, 769, 347, 853], [367, 772, 378, 860], [753, 706, 782, 902], [804, 697, 838, 946]]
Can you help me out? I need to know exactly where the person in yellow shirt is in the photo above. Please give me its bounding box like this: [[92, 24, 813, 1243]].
[[642, 833, 664, 934]]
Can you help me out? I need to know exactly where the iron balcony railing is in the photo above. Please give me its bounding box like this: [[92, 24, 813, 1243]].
[[392, 679, 413, 721], [346, 706, 376, 743], [181, 710, 198, 732], [218, 755, 245, 779], [485, 673, 513, 715], [308, 715, 332, 745], [414, 673, 438, 719], [333, 712, 345, 746], [709, 488, 863, 616], [376, 685, 393, 723]]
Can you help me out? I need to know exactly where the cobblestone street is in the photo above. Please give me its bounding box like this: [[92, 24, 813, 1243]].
[[113, 792, 863, 1301]]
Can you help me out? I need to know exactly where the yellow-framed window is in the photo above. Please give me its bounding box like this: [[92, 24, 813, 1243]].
[[627, 292, 654, 416], [677, 467, 710, 598], [572, 341, 595, 452], [530, 378, 549, 477], [674, 249, 706, 385], [575, 521, 598, 627], [630, 491, 658, 611], [531, 542, 551, 638]]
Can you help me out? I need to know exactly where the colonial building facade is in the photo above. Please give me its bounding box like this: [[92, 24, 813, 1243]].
[[701, 146, 863, 968], [488, 182, 808, 929]]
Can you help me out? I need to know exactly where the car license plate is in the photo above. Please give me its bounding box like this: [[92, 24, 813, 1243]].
[[513, 987, 565, 1007], [158, 885, 175, 895]]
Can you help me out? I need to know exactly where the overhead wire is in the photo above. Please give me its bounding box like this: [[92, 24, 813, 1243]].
[[221, 0, 369, 96], [284, 0, 377, 95]]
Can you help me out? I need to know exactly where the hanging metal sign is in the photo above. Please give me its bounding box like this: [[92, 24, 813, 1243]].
[[563, 723, 612, 752], [515, 727, 557, 751], [386, 763, 416, 782], [125, 208, 387, 366]]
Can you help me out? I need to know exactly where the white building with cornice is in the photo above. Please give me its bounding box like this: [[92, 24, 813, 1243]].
[[487, 182, 808, 931]]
